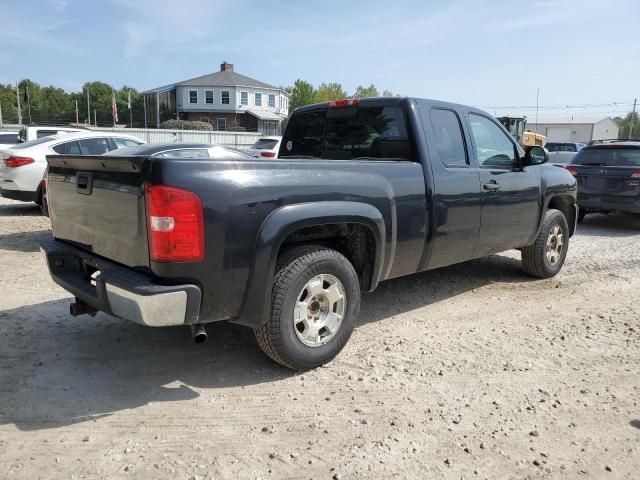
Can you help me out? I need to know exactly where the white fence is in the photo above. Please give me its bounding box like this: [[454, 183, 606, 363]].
[[0, 124, 264, 149]]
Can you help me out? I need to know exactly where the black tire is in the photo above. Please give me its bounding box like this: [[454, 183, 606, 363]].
[[577, 209, 586, 223], [255, 245, 360, 370], [521, 209, 569, 278], [40, 189, 49, 217]]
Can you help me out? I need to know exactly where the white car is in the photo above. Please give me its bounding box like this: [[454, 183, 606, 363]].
[[0, 131, 144, 207], [0, 131, 19, 149], [247, 136, 282, 158], [17, 125, 82, 143]]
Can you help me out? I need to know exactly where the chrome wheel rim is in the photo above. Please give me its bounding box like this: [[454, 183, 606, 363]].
[[546, 224, 564, 266], [293, 274, 346, 347]]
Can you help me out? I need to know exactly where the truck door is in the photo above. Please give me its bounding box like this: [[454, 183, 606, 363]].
[[419, 106, 483, 269], [466, 113, 540, 257]]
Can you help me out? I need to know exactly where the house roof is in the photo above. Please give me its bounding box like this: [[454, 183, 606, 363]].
[[527, 116, 615, 125], [176, 70, 279, 90], [246, 109, 287, 121]]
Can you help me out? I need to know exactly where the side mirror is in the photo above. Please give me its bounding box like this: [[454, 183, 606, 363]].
[[523, 145, 547, 166]]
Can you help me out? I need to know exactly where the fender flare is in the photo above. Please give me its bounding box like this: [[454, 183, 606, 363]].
[[234, 201, 386, 327]]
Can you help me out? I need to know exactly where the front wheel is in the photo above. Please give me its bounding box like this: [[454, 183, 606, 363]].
[[255, 245, 361, 370], [521, 209, 569, 278]]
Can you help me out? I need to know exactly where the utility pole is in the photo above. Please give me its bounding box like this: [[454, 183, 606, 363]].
[[75, 100, 79, 125], [629, 98, 637, 139], [94, 109, 97, 126], [86, 88, 90, 125], [534, 88, 540, 134], [26, 80, 32, 124], [15, 81, 22, 125], [0, 101, 3, 126]]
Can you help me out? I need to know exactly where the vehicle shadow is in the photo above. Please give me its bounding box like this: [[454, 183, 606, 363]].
[[0, 253, 534, 432], [0, 229, 50, 252], [577, 213, 640, 237], [0, 202, 42, 217]]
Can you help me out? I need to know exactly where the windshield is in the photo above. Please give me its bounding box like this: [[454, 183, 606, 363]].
[[572, 147, 640, 167], [280, 105, 414, 161], [251, 139, 279, 150], [103, 144, 152, 156]]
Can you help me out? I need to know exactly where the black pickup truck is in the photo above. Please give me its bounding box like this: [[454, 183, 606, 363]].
[[41, 97, 577, 370]]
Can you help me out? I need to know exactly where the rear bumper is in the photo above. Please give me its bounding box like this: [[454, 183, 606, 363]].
[[0, 186, 39, 202], [578, 193, 640, 214], [40, 237, 201, 326]]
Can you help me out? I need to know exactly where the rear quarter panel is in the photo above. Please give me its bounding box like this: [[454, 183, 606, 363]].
[[147, 158, 427, 323]]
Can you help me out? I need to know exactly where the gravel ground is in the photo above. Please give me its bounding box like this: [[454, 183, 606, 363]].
[[0, 195, 639, 480]]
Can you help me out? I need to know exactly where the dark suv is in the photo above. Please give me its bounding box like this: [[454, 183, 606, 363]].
[[566, 140, 640, 221]]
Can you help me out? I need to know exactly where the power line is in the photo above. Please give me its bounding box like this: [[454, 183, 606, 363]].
[[481, 101, 635, 110]]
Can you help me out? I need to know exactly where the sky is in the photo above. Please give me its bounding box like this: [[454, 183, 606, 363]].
[[1, 0, 639, 118]]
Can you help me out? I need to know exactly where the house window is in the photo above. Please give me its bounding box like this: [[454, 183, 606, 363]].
[[200, 117, 210, 123], [205, 90, 214, 104], [189, 90, 198, 104], [268, 94, 275, 108], [221, 91, 230, 105], [217, 118, 226, 131], [240, 91, 248, 106], [255, 92, 262, 107]]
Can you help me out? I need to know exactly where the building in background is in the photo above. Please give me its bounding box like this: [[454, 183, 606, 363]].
[[526, 116, 619, 143], [143, 62, 289, 134]]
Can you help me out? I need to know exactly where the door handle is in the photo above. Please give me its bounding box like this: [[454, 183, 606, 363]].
[[483, 181, 500, 191]]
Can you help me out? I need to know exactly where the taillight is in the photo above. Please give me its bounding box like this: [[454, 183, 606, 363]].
[[328, 98, 360, 108], [564, 166, 578, 177], [145, 184, 205, 262], [260, 151, 276, 158], [631, 170, 640, 179], [4, 156, 35, 168]]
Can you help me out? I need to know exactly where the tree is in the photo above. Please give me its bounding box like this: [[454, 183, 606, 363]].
[[617, 111, 640, 139], [353, 84, 379, 98], [287, 79, 316, 112], [314, 83, 347, 103]]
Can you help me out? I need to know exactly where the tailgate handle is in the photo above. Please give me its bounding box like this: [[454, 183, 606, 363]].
[[77, 172, 93, 195]]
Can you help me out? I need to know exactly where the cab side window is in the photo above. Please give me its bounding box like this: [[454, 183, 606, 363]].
[[468, 114, 516, 169], [430, 109, 468, 166], [79, 138, 110, 155], [52, 141, 81, 154]]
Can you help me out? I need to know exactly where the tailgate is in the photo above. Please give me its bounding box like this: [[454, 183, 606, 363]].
[[46, 155, 150, 268]]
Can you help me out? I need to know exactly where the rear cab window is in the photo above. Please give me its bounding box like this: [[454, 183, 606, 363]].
[[252, 139, 279, 150], [281, 104, 414, 161], [573, 147, 640, 167]]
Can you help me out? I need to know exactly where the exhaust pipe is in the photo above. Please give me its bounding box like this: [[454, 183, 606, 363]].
[[190, 324, 207, 344]]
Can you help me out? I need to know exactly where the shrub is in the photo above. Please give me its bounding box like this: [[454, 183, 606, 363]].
[[228, 126, 246, 132], [160, 119, 213, 131]]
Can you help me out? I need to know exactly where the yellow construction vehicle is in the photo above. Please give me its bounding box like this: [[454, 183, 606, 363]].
[[497, 116, 546, 148]]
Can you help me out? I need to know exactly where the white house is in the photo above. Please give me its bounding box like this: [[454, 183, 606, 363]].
[[143, 62, 289, 134], [526, 116, 619, 143]]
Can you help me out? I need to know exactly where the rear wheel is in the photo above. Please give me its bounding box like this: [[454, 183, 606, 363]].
[[255, 245, 360, 370], [521, 209, 569, 278]]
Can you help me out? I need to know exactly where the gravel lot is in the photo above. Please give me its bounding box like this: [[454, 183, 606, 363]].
[[1, 195, 639, 479]]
